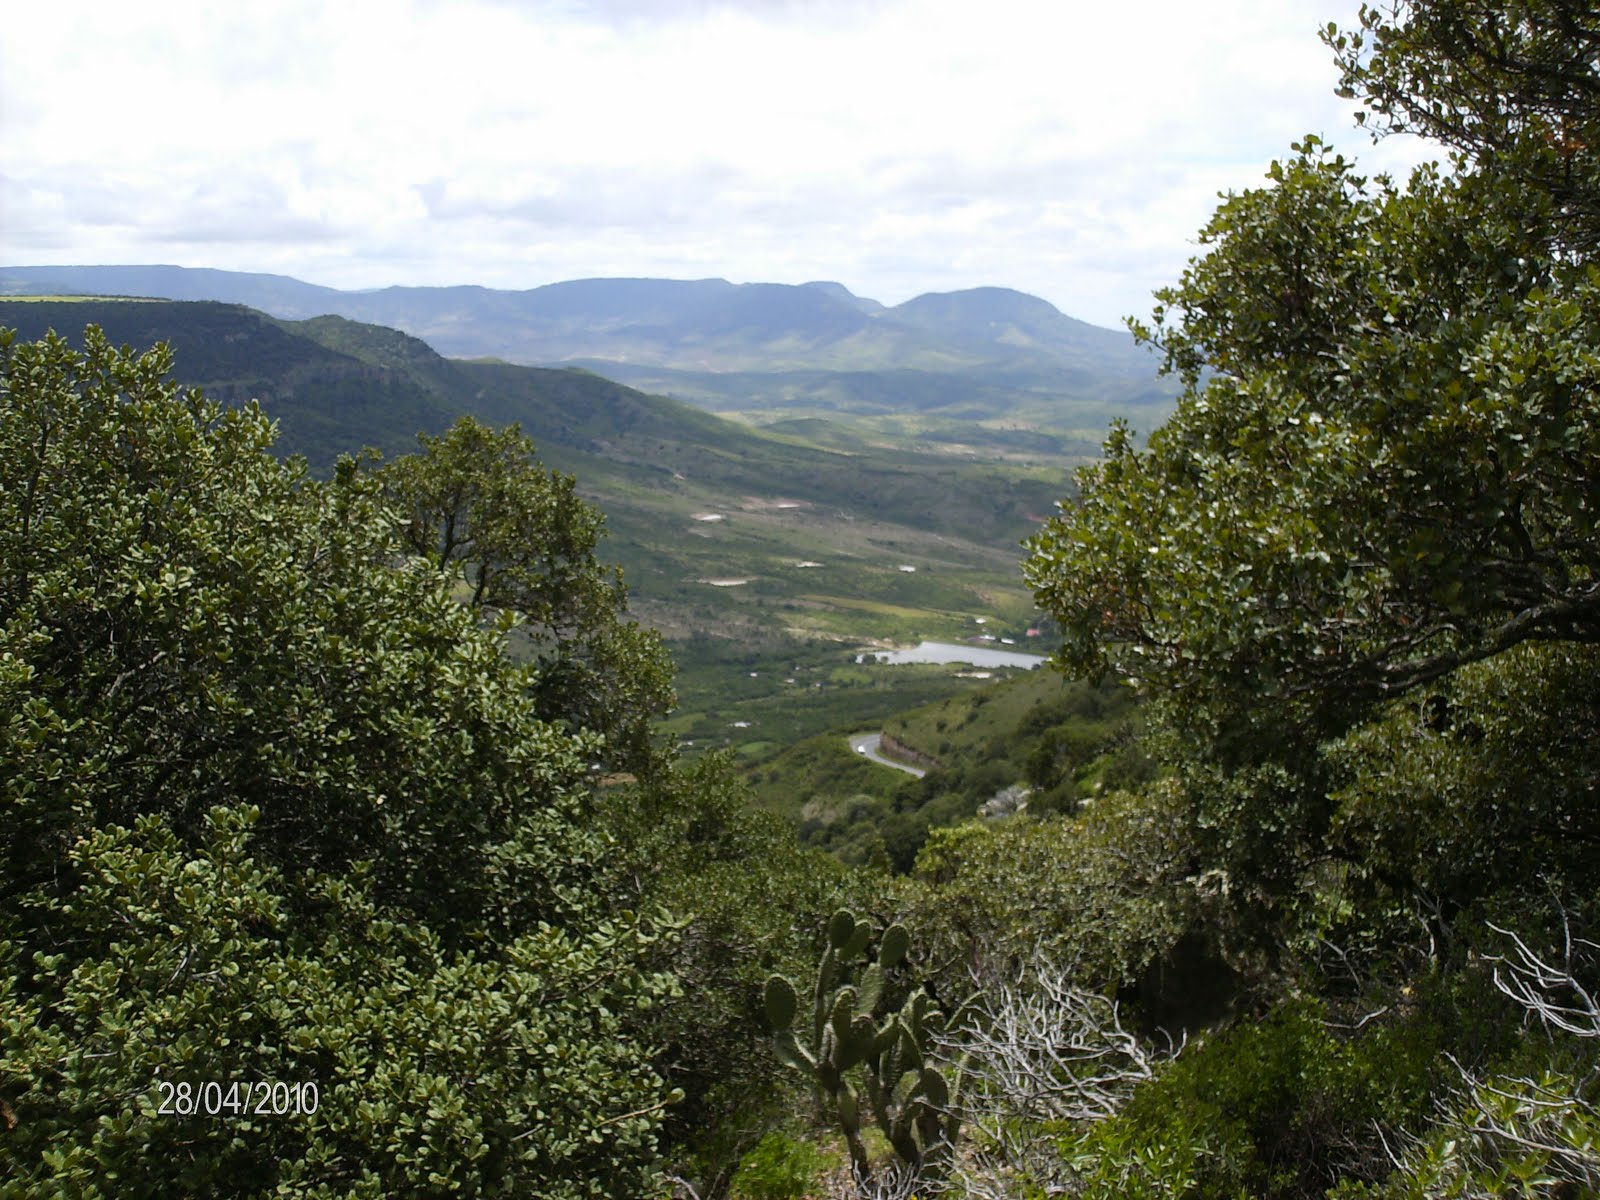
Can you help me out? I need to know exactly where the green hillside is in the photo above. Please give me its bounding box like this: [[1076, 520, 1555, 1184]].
[[0, 298, 1069, 534], [0, 299, 449, 465], [0, 298, 1066, 750], [742, 665, 1145, 870]]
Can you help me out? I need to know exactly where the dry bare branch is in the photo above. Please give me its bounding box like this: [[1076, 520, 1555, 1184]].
[[1485, 918, 1600, 1043], [1391, 919, 1600, 1196], [933, 954, 1178, 1198]]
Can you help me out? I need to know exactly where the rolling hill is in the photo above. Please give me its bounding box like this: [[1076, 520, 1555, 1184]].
[[0, 298, 1063, 651], [0, 265, 1174, 438]]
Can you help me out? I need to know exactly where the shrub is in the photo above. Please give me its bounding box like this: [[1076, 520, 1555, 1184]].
[[1067, 999, 1445, 1200]]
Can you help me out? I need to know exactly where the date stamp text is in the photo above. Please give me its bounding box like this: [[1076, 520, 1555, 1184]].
[[155, 1079, 319, 1118]]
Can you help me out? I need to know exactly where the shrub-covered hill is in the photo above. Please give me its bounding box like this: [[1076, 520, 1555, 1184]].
[[0, 299, 449, 464], [744, 666, 1145, 871], [882, 665, 1146, 812], [0, 298, 1060, 656], [0, 298, 1062, 540]]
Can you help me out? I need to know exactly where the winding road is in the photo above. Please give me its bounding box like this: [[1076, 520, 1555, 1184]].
[[848, 732, 927, 778]]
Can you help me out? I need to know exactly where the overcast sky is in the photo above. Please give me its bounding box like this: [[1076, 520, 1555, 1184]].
[[1, 0, 1433, 328]]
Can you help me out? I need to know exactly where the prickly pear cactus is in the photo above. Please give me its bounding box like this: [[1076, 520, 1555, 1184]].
[[762, 909, 972, 1189]]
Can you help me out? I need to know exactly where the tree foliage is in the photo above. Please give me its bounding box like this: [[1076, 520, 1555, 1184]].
[[1, 807, 675, 1199], [1325, 641, 1600, 917], [0, 328, 676, 1193], [1023, 7, 1600, 930], [376, 415, 674, 774], [1328, 0, 1600, 257], [1026, 141, 1600, 741], [985, 2, 1600, 1193], [907, 783, 1202, 1001], [1, 331, 608, 943]]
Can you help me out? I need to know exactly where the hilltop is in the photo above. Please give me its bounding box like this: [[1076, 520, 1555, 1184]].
[[0, 266, 1173, 440]]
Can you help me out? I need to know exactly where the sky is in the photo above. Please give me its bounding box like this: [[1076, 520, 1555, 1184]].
[[1, 0, 1433, 329]]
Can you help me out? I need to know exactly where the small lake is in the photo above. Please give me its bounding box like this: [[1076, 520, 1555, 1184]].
[[859, 640, 1047, 669]]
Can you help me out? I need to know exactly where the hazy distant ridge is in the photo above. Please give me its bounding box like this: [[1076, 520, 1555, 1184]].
[[0, 264, 1150, 372]]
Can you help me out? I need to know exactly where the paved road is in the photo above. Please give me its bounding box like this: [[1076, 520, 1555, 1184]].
[[848, 732, 927, 778]]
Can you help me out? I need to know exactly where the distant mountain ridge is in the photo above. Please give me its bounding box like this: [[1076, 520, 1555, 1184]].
[[0, 264, 1152, 374], [0, 265, 1177, 444]]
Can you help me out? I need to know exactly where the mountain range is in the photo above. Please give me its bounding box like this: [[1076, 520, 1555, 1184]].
[[0, 269, 1174, 762], [0, 265, 1172, 432]]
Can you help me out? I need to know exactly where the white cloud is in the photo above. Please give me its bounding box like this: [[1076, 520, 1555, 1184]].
[[2, 0, 1436, 326]]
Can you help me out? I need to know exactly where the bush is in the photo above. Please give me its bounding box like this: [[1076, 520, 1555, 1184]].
[[1067, 1000, 1446, 1200], [907, 783, 1198, 995], [0, 807, 676, 1198], [0, 328, 677, 1193]]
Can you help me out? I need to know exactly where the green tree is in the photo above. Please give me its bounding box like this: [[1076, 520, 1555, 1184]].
[[1024, 0, 1600, 928], [1000, 4, 1600, 1192], [1, 331, 599, 943], [1027, 143, 1598, 736], [377, 416, 674, 774], [1327, 0, 1600, 257], [0, 328, 677, 1194]]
